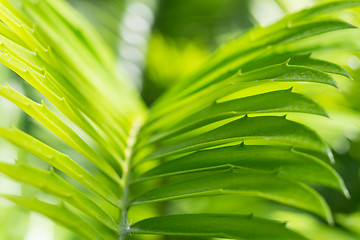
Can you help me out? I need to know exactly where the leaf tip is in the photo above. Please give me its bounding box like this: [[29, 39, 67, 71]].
[[319, 108, 330, 118], [328, 215, 335, 226], [327, 149, 335, 164], [331, 78, 340, 90], [343, 188, 351, 200], [339, 66, 354, 80]]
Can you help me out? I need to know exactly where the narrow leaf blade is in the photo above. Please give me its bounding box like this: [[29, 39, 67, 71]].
[[146, 116, 330, 160], [0, 195, 103, 240], [132, 170, 332, 223], [140, 144, 347, 195], [131, 214, 308, 240], [0, 127, 120, 206], [0, 162, 117, 231]]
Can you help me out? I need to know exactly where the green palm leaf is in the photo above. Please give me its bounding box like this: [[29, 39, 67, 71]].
[[131, 214, 307, 240], [0, 0, 359, 239]]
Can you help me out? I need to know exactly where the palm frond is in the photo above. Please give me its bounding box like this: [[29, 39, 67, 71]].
[[0, 0, 359, 239]]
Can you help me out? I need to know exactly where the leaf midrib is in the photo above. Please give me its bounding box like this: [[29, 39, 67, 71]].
[[119, 117, 144, 240]]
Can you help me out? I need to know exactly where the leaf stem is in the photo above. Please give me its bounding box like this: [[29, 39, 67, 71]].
[[119, 118, 143, 240]]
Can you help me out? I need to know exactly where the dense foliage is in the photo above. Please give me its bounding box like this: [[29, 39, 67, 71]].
[[0, 0, 360, 239]]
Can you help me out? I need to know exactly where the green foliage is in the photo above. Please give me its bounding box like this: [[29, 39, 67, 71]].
[[0, 0, 359, 239], [131, 214, 307, 240]]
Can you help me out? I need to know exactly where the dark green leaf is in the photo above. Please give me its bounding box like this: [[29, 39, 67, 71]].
[[131, 170, 332, 223], [144, 62, 337, 132], [139, 144, 347, 196], [154, 19, 353, 109], [289, 55, 351, 79], [241, 53, 351, 79], [131, 214, 308, 240], [145, 116, 330, 161], [147, 89, 328, 144]]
